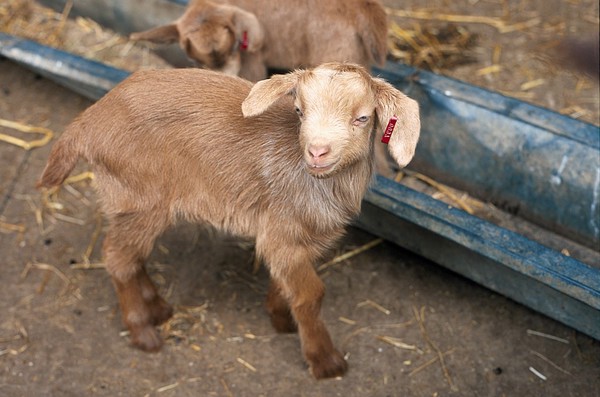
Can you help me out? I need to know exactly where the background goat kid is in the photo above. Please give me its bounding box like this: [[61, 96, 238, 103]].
[[37, 63, 420, 379], [130, 0, 388, 81]]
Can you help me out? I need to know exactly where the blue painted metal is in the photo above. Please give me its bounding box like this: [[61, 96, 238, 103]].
[[357, 176, 600, 339], [372, 64, 600, 249], [0, 32, 598, 339], [0, 32, 128, 100], [38, 0, 185, 34], [37, 0, 192, 67]]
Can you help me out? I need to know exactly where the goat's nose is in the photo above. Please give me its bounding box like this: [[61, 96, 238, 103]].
[[308, 144, 331, 159]]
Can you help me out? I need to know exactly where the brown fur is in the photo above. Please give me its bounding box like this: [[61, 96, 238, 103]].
[[130, 0, 389, 81], [37, 63, 420, 379]]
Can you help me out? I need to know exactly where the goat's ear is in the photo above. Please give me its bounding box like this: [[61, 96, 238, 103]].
[[373, 78, 420, 168], [242, 72, 299, 117], [231, 8, 264, 52], [130, 24, 180, 44]]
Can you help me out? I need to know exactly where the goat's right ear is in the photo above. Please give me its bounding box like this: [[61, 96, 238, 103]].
[[241, 72, 300, 117], [130, 24, 180, 44]]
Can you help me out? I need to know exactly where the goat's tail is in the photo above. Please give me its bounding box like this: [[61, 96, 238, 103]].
[[37, 130, 80, 189], [358, 0, 389, 66]]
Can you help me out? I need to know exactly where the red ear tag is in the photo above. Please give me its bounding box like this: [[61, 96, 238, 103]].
[[381, 116, 398, 144], [240, 31, 249, 51]]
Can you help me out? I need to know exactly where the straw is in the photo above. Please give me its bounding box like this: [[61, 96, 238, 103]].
[[0, 118, 53, 150]]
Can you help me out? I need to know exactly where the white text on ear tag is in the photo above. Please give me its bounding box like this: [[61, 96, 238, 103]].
[[381, 116, 398, 144]]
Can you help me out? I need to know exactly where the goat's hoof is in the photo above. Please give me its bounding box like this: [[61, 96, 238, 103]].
[[148, 298, 173, 326], [309, 349, 348, 379], [130, 326, 163, 352]]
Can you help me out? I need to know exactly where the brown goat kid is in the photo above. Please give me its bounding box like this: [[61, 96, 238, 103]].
[[38, 63, 420, 379], [130, 0, 389, 81]]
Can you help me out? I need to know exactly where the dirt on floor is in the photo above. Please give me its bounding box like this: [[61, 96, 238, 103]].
[[1, 0, 599, 396]]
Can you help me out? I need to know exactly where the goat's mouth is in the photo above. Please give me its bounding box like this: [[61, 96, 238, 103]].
[[306, 162, 337, 177]]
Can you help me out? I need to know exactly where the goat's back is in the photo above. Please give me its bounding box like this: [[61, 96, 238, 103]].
[[65, 69, 363, 239], [228, 0, 388, 67]]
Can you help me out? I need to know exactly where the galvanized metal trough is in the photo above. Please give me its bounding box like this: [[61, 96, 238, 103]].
[[1, 4, 598, 340]]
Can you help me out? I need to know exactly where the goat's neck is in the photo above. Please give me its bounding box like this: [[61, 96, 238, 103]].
[[295, 154, 374, 234]]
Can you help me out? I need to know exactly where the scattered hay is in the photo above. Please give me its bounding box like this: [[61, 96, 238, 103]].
[[340, 320, 414, 350], [386, 5, 598, 126], [64, 171, 95, 185], [477, 64, 503, 76], [385, 7, 541, 34], [560, 105, 591, 120], [21, 262, 69, 286], [413, 306, 457, 391], [0, 0, 171, 71], [220, 378, 234, 397], [0, 0, 65, 47], [161, 303, 209, 345], [529, 349, 573, 376], [317, 238, 383, 273], [397, 170, 478, 215], [0, 220, 26, 234], [81, 212, 103, 263], [391, 168, 595, 264], [520, 78, 547, 91], [0, 323, 29, 356], [36, 171, 100, 260], [218, 267, 264, 295], [408, 349, 455, 377], [338, 316, 357, 325], [20, 262, 82, 299], [388, 21, 479, 72], [377, 335, 423, 353], [51, 212, 86, 225], [236, 357, 257, 372], [155, 382, 179, 393], [526, 329, 570, 344], [0, 118, 53, 151], [356, 299, 391, 315], [529, 366, 547, 381]]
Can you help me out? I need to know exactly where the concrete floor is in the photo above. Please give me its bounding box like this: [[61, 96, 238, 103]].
[[1, 58, 599, 397]]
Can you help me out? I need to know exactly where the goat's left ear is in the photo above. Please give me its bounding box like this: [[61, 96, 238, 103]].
[[231, 7, 264, 53], [373, 78, 420, 168], [242, 71, 300, 117]]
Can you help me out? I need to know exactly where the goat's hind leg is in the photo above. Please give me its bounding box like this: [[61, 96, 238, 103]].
[[266, 278, 297, 333], [103, 211, 172, 351]]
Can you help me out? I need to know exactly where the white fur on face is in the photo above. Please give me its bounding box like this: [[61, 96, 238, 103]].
[[296, 68, 376, 176]]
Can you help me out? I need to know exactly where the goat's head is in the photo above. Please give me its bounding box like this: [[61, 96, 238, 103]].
[[242, 63, 421, 178], [130, 1, 264, 76]]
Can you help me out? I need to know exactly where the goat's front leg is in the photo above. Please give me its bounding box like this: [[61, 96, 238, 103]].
[[239, 52, 268, 82], [265, 247, 348, 379], [104, 212, 173, 351]]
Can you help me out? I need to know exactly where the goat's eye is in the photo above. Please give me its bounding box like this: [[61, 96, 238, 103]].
[[295, 107, 303, 117], [353, 115, 369, 126]]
